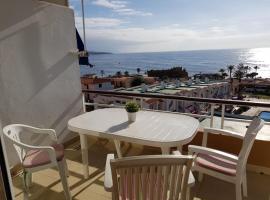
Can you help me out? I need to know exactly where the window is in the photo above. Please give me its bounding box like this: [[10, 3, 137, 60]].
[[99, 84, 102, 88]]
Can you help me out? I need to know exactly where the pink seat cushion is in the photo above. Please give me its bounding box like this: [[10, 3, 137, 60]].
[[23, 144, 64, 168], [195, 153, 237, 176]]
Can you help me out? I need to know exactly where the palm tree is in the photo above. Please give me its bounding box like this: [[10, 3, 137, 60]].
[[124, 71, 129, 76], [116, 71, 122, 77], [244, 65, 251, 74], [234, 64, 246, 98], [219, 68, 227, 79], [219, 68, 224, 73], [136, 68, 141, 74], [234, 65, 245, 83], [100, 70, 105, 77], [253, 66, 259, 93], [254, 65, 259, 73], [227, 65, 234, 81]]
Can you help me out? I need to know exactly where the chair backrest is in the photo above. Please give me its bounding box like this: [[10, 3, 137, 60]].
[[110, 155, 193, 200], [237, 117, 264, 172], [3, 124, 31, 163]]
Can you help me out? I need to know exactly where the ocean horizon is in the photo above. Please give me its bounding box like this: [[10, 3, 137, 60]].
[[80, 47, 270, 78]]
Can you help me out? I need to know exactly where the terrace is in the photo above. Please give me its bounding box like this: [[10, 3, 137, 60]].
[[11, 136, 270, 200], [1, 1, 270, 200], [9, 89, 270, 200]]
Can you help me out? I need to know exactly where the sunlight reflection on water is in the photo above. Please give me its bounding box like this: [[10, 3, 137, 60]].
[[245, 48, 270, 78]]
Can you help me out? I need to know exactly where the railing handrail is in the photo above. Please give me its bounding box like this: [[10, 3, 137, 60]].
[[82, 89, 270, 108]]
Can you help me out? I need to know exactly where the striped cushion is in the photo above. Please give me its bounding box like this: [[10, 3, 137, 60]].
[[195, 153, 237, 176], [23, 144, 64, 168], [119, 173, 165, 200]]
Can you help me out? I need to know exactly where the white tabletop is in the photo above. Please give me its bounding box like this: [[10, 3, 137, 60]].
[[68, 108, 200, 148]]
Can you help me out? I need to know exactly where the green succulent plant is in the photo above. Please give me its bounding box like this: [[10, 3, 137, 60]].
[[125, 101, 140, 113]]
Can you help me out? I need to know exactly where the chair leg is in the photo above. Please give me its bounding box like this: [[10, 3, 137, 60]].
[[22, 171, 29, 193], [187, 187, 191, 200], [242, 173, 248, 197], [64, 157, 70, 177], [57, 160, 72, 200], [23, 190, 30, 200], [198, 172, 203, 182], [236, 181, 242, 200], [26, 172, 32, 188]]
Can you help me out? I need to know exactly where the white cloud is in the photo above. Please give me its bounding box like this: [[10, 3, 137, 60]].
[[116, 8, 152, 16], [75, 17, 124, 28], [77, 24, 270, 53], [92, 0, 126, 9], [92, 0, 153, 16]]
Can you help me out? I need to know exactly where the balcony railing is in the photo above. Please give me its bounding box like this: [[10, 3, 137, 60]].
[[82, 89, 270, 129]]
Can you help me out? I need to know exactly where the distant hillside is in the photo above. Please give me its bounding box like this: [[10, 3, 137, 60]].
[[89, 51, 112, 55]]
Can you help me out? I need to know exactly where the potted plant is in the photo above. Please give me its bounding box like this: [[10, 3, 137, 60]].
[[125, 101, 140, 122]]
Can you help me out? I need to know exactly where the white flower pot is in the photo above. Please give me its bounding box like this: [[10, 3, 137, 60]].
[[127, 112, 137, 122]]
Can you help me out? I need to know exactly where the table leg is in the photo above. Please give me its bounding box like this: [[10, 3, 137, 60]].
[[161, 147, 170, 154], [177, 145, 183, 154], [114, 140, 122, 158], [80, 133, 89, 179]]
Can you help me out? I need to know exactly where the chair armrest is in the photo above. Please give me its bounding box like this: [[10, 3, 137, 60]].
[[204, 127, 244, 140], [104, 154, 115, 192], [188, 145, 238, 163], [18, 124, 58, 142], [172, 151, 195, 187]]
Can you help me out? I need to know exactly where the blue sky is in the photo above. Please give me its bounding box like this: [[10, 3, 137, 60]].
[[70, 0, 270, 53]]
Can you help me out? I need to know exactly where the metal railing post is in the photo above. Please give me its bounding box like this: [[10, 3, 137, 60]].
[[140, 98, 143, 109], [82, 93, 86, 113], [210, 104, 215, 128], [221, 104, 225, 129]]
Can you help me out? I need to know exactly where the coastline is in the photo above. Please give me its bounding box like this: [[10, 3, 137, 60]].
[[84, 48, 270, 78]]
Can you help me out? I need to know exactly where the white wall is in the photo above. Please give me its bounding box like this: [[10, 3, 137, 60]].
[[93, 82, 114, 90], [0, 0, 82, 165]]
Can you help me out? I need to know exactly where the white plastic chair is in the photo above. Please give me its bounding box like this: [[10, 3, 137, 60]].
[[104, 151, 195, 200], [3, 124, 71, 200], [188, 117, 264, 200]]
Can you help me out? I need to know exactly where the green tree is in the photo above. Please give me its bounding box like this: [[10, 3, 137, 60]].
[[227, 65, 234, 81], [131, 76, 144, 87], [147, 67, 188, 79], [219, 68, 225, 74], [234, 64, 245, 83], [234, 63, 247, 97], [253, 66, 260, 92], [100, 70, 105, 77], [219, 68, 227, 79], [115, 71, 122, 77], [254, 65, 259, 73], [136, 68, 141, 74], [248, 72, 258, 79], [244, 65, 251, 74], [124, 71, 129, 76]]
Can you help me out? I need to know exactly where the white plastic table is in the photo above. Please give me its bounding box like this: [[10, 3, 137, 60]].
[[68, 108, 200, 178]]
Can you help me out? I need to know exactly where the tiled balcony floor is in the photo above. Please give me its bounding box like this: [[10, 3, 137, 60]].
[[13, 136, 270, 200]]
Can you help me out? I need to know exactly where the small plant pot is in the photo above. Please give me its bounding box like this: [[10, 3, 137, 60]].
[[127, 112, 136, 122]]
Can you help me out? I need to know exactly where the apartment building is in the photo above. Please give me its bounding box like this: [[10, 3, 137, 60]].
[[92, 80, 230, 113]]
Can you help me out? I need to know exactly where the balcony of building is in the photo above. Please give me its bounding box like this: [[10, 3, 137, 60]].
[[1, 1, 270, 200], [8, 89, 270, 200]]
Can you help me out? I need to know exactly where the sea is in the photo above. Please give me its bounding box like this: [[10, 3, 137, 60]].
[[80, 48, 270, 78]]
